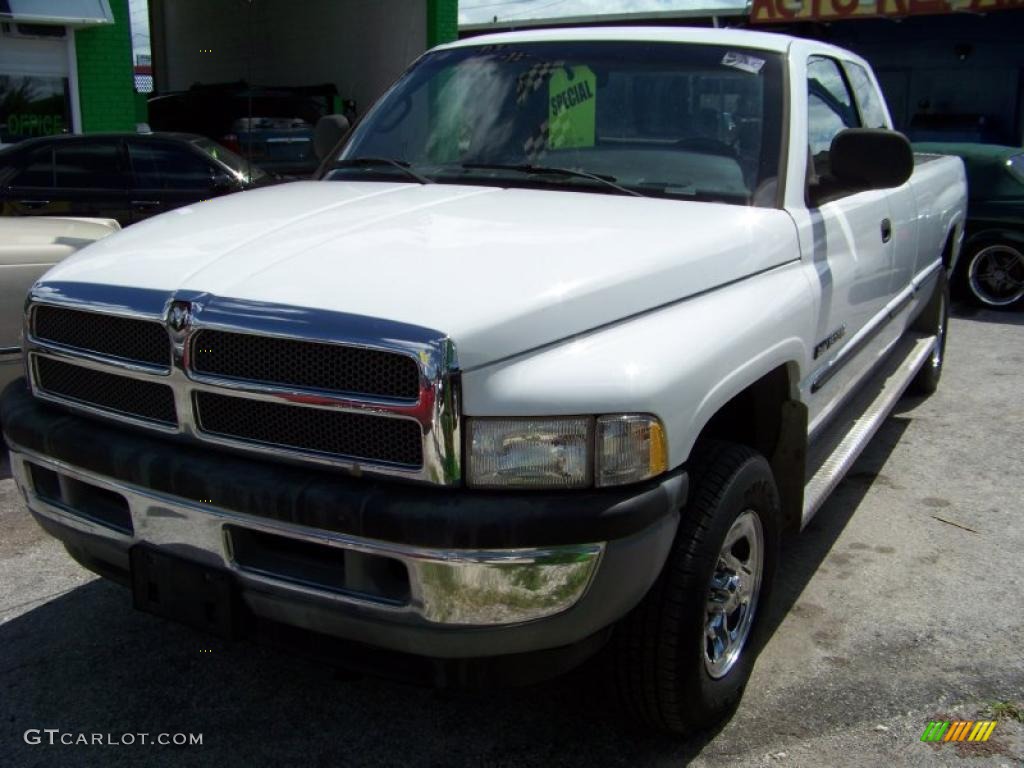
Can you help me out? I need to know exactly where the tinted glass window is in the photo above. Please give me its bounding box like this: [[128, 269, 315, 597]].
[[54, 142, 124, 188], [844, 62, 888, 129], [130, 141, 215, 189], [192, 137, 265, 181], [807, 57, 860, 176], [11, 145, 55, 187]]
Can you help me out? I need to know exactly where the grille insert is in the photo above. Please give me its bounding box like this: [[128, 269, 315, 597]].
[[190, 330, 420, 400], [33, 305, 170, 367], [194, 391, 423, 467], [28, 462, 133, 534], [35, 356, 177, 426]]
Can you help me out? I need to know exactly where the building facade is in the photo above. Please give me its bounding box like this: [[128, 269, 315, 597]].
[[750, 2, 1024, 146], [0, 0, 137, 145], [2, 0, 460, 147]]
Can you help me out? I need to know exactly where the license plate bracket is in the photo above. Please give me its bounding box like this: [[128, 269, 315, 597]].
[[130, 546, 239, 640]]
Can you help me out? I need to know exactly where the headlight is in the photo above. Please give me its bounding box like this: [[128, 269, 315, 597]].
[[466, 414, 667, 489], [467, 417, 592, 489], [595, 414, 668, 487]]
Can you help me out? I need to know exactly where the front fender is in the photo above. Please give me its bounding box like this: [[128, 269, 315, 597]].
[[460, 260, 815, 470]]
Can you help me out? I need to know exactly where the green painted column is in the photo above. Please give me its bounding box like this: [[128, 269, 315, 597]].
[[74, 0, 136, 132], [427, 0, 459, 48]]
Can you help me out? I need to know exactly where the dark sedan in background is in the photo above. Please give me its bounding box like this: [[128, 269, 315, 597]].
[[0, 132, 270, 227], [148, 82, 347, 178], [916, 142, 1024, 309]]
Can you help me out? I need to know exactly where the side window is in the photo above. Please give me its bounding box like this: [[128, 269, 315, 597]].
[[11, 145, 55, 187], [844, 62, 889, 130], [54, 141, 124, 189], [807, 56, 860, 179], [129, 141, 216, 190]]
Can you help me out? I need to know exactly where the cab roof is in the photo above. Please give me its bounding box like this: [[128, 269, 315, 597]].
[[439, 26, 799, 54]]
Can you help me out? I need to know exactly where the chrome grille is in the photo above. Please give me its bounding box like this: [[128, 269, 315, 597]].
[[24, 287, 460, 484], [33, 305, 170, 367], [34, 356, 177, 426], [190, 329, 420, 400], [194, 391, 423, 467]]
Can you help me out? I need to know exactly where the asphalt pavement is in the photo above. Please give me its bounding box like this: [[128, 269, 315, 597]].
[[1, 306, 1022, 767]]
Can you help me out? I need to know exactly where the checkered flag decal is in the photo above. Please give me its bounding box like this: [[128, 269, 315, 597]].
[[479, 45, 529, 62], [523, 121, 549, 161], [516, 61, 565, 105], [523, 114, 576, 161]]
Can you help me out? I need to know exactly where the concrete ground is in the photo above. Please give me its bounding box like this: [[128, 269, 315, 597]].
[[1, 306, 1022, 767]]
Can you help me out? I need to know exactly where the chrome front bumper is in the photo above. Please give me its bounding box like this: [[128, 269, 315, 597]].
[[3, 377, 684, 659], [8, 443, 602, 629]]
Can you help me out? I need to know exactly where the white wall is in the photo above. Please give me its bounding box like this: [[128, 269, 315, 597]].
[[150, 0, 427, 115], [0, 32, 70, 76]]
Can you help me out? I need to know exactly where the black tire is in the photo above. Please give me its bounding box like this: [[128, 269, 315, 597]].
[[610, 442, 780, 735], [958, 238, 1024, 309], [907, 270, 949, 397]]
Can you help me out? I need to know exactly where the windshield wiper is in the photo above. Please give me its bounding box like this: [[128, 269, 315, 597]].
[[458, 162, 645, 197], [332, 157, 433, 184]]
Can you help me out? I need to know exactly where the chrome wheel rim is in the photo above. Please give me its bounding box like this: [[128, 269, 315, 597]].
[[968, 244, 1024, 307], [704, 510, 764, 679]]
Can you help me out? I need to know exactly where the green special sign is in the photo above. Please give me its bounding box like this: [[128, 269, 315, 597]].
[[548, 66, 597, 150]]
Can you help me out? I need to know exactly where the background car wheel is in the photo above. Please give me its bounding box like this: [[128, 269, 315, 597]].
[[962, 240, 1024, 309], [907, 271, 949, 397], [610, 442, 780, 735]]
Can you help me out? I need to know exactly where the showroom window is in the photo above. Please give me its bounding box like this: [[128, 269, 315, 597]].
[[0, 74, 72, 144]]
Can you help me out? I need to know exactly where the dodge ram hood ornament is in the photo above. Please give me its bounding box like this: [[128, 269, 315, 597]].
[[167, 301, 193, 333]]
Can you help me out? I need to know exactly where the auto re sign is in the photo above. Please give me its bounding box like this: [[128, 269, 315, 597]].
[[751, 0, 1024, 23]]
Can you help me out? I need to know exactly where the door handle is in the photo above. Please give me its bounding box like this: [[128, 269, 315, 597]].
[[131, 200, 161, 210], [880, 218, 893, 243], [18, 199, 50, 209]]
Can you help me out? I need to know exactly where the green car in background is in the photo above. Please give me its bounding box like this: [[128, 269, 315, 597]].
[[915, 143, 1024, 309]]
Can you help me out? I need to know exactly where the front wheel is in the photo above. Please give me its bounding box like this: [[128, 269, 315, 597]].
[[963, 241, 1024, 309], [610, 442, 780, 735]]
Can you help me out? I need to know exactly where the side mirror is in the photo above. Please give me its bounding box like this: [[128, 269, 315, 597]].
[[210, 173, 237, 193], [313, 114, 351, 161], [830, 128, 913, 191]]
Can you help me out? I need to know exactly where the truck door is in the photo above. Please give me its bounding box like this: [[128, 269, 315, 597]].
[[843, 60, 919, 297], [802, 55, 898, 429]]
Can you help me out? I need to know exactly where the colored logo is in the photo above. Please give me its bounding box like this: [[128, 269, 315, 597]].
[[921, 720, 997, 743]]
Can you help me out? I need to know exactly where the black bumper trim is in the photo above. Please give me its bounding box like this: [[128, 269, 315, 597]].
[[3, 379, 686, 549]]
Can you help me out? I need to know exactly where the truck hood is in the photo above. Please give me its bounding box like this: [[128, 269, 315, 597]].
[[43, 181, 798, 369]]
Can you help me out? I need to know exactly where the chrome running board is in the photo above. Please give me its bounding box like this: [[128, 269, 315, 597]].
[[802, 332, 937, 529]]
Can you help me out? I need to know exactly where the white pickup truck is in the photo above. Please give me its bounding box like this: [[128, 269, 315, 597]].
[[2, 28, 966, 733]]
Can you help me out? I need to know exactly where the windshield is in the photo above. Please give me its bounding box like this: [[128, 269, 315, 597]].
[[325, 41, 784, 206], [192, 137, 267, 182]]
